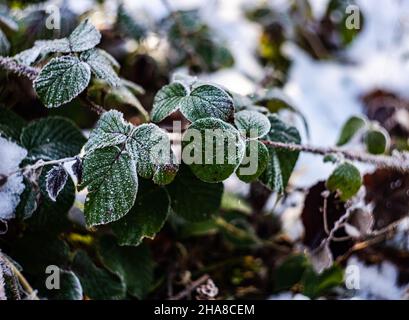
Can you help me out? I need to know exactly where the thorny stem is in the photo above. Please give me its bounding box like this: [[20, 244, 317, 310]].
[[0, 56, 106, 115], [261, 140, 409, 172]]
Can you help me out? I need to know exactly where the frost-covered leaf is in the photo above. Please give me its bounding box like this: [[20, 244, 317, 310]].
[[15, 177, 39, 220], [45, 165, 68, 202], [111, 179, 170, 246], [0, 137, 27, 221], [364, 128, 390, 155], [182, 118, 245, 183], [151, 83, 234, 123], [0, 108, 26, 142], [326, 162, 362, 201], [234, 110, 271, 139], [151, 82, 187, 122], [72, 250, 125, 300], [80, 49, 120, 87], [34, 56, 91, 108], [116, 4, 147, 42], [85, 110, 131, 152], [13, 46, 43, 66], [260, 115, 301, 194], [166, 165, 224, 221], [0, 29, 10, 55], [98, 236, 153, 299], [336, 115, 367, 146], [33, 38, 71, 54], [68, 19, 101, 52], [21, 117, 85, 162], [236, 140, 269, 183], [81, 146, 138, 226], [47, 269, 83, 300], [128, 123, 178, 184]]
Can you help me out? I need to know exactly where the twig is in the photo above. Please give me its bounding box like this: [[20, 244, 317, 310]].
[[168, 274, 210, 300], [261, 140, 409, 172]]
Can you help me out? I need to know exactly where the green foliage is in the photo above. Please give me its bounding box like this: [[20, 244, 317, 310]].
[[364, 128, 389, 155], [336, 115, 367, 146], [236, 140, 269, 183], [260, 115, 301, 193], [234, 110, 271, 139], [326, 162, 362, 201], [151, 81, 234, 123]]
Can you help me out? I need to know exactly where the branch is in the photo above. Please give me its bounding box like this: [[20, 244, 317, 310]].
[[168, 274, 210, 300], [0, 56, 106, 115], [261, 140, 409, 172]]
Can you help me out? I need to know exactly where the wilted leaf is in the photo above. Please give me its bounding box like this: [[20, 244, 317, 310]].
[[45, 165, 68, 202], [345, 208, 374, 238], [309, 241, 333, 274]]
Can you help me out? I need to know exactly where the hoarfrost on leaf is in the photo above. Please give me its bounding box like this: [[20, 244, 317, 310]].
[[33, 56, 91, 108], [45, 165, 69, 202], [0, 137, 27, 220]]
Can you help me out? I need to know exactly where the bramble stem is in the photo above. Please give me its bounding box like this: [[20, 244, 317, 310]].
[[261, 140, 409, 172]]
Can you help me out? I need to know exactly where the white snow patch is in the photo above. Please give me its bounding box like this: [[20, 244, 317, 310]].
[[0, 137, 27, 220]]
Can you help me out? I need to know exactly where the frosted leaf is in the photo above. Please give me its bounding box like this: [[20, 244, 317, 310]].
[[111, 180, 170, 246], [260, 115, 301, 194], [182, 118, 245, 183], [127, 123, 178, 184], [13, 46, 43, 66], [69, 18, 101, 52], [85, 110, 131, 153], [236, 140, 269, 183], [234, 110, 271, 139], [0, 137, 27, 221], [71, 156, 83, 183], [80, 49, 121, 87], [151, 82, 188, 122], [80, 146, 138, 226], [45, 165, 68, 202], [47, 269, 83, 300], [34, 56, 91, 108], [180, 85, 234, 122], [326, 162, 362, 201], [34, 38, 70, 54], [21, 117, 85, 162], [151, 82, 234, 123], [166, 165, 223, 221]]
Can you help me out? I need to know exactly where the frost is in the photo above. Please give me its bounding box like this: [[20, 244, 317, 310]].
[[46, 165, 69, 202], [0, 137, 27, 220], [34, 56, 91, 108]]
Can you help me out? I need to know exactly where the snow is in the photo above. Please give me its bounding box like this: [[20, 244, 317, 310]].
[[346, 256, 408, 300], [0, 137, 27, 220]]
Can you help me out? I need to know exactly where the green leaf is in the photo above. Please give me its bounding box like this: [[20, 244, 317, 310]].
[[20, 117, 85, 162], [166, 165, 224, 221], [234, 110, 271, 139], [72, 250, 126, 300], [85, 110, 131, 152], [34, 56, 91, 108], [111, 179, 170, 246], [274, 254, 308, 291], [80, 49, 120, 87], [15, 177, 39, 220], [326, 162, 362, 201], [336, 115, 367, 146], [81, 146, 138, 226], [68, 19, 101, 52], [151, 82, 188, 122], [116, 4, 147, 42], [151, 83, 234, 123], [0, 108, 26, 142], [260, 115, 301, 193], [364, 128, 389, 155], [236, 140, 269, 183], [301, 264, 344, 299], [97, 236, 154, 299], [182, 118, 245, 183], [128, 123, 178, 184]]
